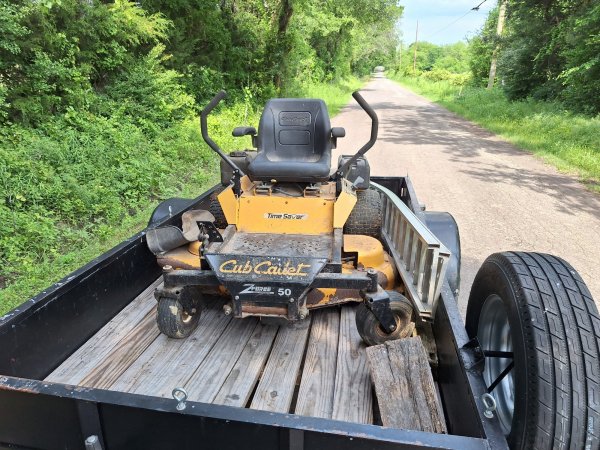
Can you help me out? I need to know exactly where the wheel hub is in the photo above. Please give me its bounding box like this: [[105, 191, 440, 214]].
[[478, 294, 514, 435]]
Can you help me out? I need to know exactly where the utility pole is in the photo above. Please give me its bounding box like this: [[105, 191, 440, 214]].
[[413, 20, 419, 75], [398, 41, 402, 72], [487, 1, 506, 89]]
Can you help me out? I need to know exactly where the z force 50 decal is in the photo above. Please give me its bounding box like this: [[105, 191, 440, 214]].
[[239, 284, 293, 297], [219, 259, 311, 277], [264, 212, 308, 220]]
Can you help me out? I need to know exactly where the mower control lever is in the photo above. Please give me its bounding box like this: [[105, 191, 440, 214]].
[[232, 126, 257, 137], [200, 91, 246, 186], [336, 91, 379, 179]]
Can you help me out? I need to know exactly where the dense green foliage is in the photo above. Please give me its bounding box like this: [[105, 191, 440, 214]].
[[470, 1, 600, 114], [0, 0, 391, 313], [468, 7, 498, 85], [122, 0, 402, 103], [394, 77, 600, 190], [391, 41, 471, 85]]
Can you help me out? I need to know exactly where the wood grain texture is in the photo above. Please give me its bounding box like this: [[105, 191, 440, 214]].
[[250, 319, 311, 413], [46, 277, 162, 385], [331, 306, 373, 424], [110, 298, 231, 396], [184, 317, 258, 403], [366, 337, 446, 433], [294, 309, 340, 418], [79, 308, 159, 389], [212, 322, 279, 408]]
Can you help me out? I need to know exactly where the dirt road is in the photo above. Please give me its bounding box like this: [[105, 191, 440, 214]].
[[332, 77, 600, 312]]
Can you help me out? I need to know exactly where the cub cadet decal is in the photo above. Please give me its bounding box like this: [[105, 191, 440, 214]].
[[264, 212, 308, 220], [219, 259, 311, 277]]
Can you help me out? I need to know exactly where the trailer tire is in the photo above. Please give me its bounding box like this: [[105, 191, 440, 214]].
[[157, 297, 201, 339], [209, 193, 228, 229], [466, 252, 600, 449], [344, 188, 382, 239], [355, 291, 414, 346]]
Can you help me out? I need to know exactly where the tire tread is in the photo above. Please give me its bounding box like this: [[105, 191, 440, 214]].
[[344, 188, 382, 239], [209, 192, 228, 229], [473, 252, 600, 450]]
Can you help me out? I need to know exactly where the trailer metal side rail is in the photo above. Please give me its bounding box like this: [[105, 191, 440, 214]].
[[372, 182, 450, 320], [0, 375, 494, 450]]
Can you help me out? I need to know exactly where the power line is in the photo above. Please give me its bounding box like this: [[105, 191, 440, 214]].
[[472, 0, 489, 11], [422, 0, 490, 41], [424, 10, 472, 40]]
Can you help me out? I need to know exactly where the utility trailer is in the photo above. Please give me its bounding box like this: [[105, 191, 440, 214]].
[[1, 91, 598, 450], [0, 177, 506, 450]]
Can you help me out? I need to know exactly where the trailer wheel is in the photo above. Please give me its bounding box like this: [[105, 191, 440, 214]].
[[157, 297, 201, 339], [466, 252, 600, 449], [344, 188, 382, 239], [209, 193, 228, 229], [355, 291, 414, 346]]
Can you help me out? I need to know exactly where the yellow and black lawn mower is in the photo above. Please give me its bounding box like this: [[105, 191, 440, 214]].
[[146, 90, 450, 345]]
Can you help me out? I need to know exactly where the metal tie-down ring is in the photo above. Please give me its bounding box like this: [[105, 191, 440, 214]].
[[172, 387, 188, 411], [481, 392, 497, 419]]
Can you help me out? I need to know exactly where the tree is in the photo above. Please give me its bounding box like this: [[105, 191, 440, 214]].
[[471, 0, 600, 113]]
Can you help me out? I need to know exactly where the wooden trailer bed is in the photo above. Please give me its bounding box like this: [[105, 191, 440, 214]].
[[46, 278, 376, 425]]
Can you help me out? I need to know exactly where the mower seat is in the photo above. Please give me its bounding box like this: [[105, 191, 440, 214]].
[[246, 99, 340, 183]]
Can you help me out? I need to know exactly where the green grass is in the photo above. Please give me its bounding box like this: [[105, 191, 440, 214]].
[[0, 176, 218, 316], [0, 122, 219, 317], [392, 76, 600, 191], [286, 77, 364, 116], [0, 78, 362, 316]]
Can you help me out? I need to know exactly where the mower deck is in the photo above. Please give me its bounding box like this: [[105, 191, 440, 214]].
[[46, 278, 377, 424], [214, 229, 333, 259]]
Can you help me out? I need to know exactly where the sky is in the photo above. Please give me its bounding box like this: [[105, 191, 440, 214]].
[[399, 0, 498, 45]]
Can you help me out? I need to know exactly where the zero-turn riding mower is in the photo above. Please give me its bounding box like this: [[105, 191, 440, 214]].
[[146, 90, 451, 345]]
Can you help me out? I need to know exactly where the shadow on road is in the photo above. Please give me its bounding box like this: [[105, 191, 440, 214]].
[[461, 161, 600, 220], [365, 100, 600, 220]]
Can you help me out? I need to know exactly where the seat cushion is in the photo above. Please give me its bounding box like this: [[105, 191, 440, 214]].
[[246, 98, 332, 183]]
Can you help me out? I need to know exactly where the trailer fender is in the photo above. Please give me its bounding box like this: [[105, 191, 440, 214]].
[[147, 197, 195, 228], [423, 211, 461, 295]]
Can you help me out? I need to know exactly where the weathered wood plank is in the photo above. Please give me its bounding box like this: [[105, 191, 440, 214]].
[[110, 298, 231, 396], [212, 323, 279, 408], [46, 277, 162, 384], [250, 319, 311, 413], [366, 337, 446, 433], [294, 309, 340, 418], [184, 318, 258, 403], [78, 307, 159, 389], [331, 306, 373, 424]]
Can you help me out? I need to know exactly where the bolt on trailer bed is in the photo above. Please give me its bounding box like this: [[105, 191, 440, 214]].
[[0, 176, 508, 450]]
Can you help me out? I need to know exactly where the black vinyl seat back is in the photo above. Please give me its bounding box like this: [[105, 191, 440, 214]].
[[247, 99, 333, 183]]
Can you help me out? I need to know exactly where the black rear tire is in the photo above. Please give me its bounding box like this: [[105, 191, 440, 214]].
[[355, 291, 414, 346], [466, 252, 600, 449], [209, 192, 228, 229], [157, 297, 201, 339], [344, 188, 382, 239]]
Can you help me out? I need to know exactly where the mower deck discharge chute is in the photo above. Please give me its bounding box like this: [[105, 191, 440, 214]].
[[146, 90, 450, 344]]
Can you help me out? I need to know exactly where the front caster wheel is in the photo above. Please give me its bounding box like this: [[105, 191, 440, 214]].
[[157, 297, 201, 339], [355, 290, 414, 346], [466, 252, 600, 449]]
